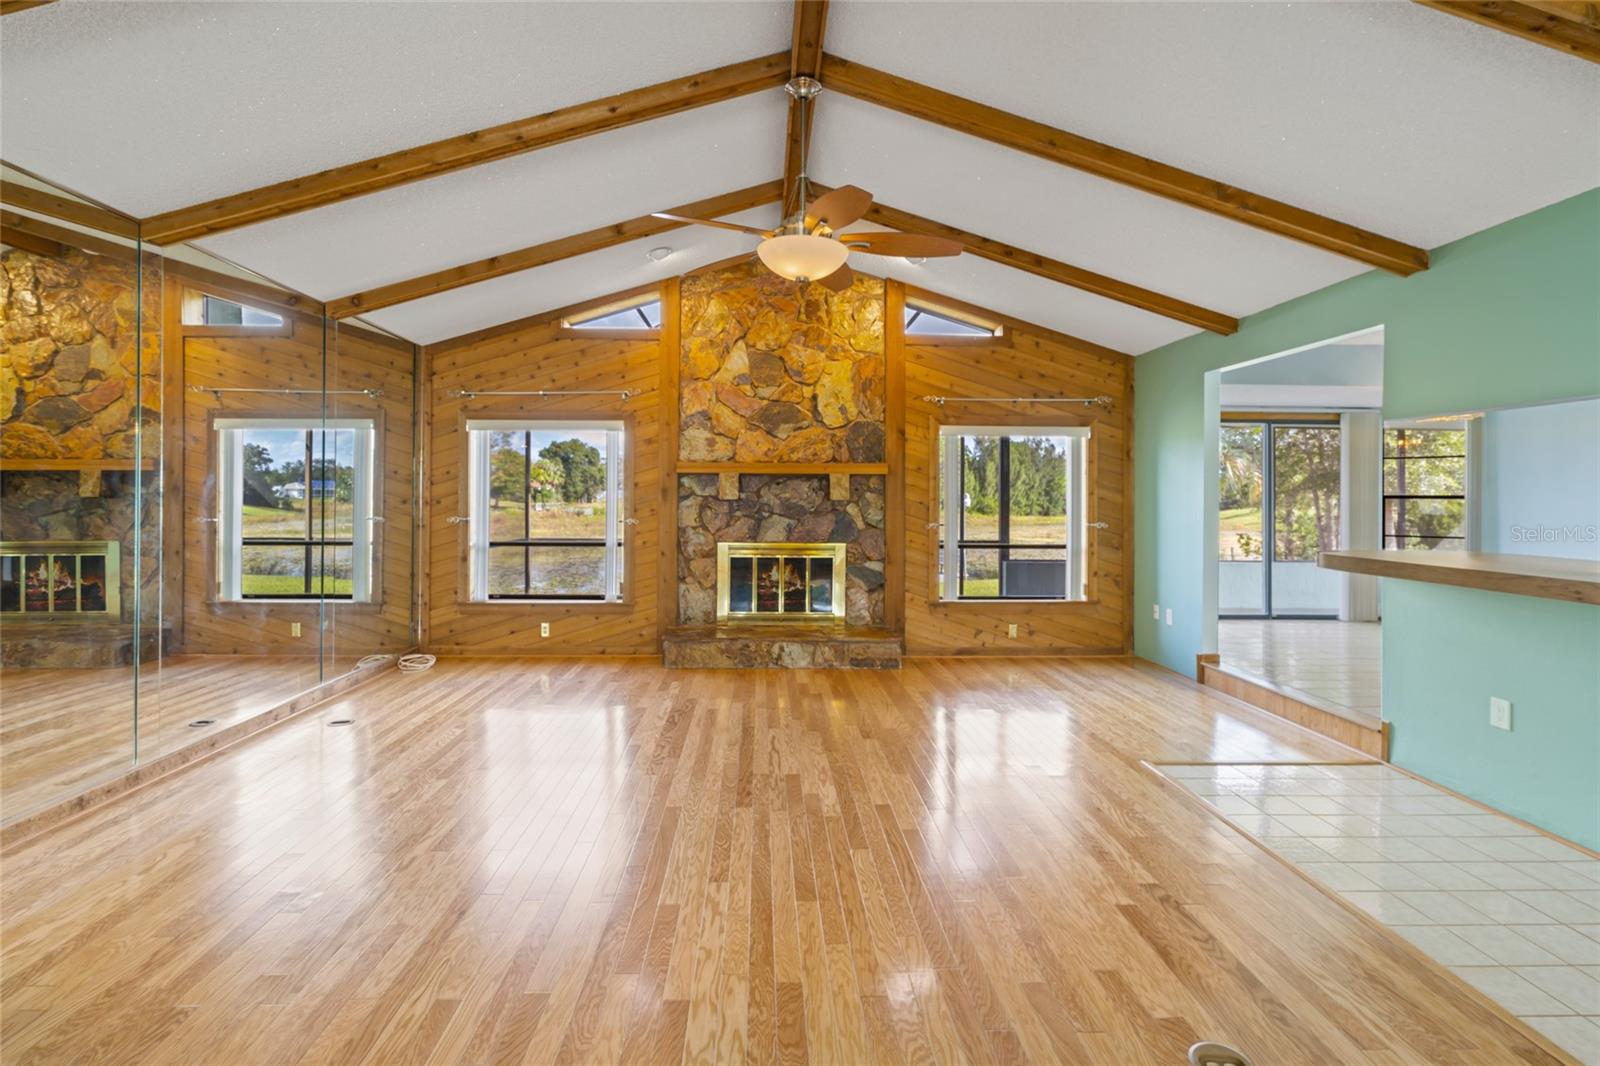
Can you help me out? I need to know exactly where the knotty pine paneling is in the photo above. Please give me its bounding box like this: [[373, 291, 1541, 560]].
[[901, 305, 1133, 656], [177, 309, 416, 656], [424, 310, 664, 655]]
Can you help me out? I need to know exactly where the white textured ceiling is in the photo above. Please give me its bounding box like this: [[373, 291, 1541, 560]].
[[195, 94, 788, 301], [3, 1, 1597, 352], [361, 207, 775, 345], [0, 0, 790, 215], [808, 95, 1369, 320], [826, 0, 1600, 250]]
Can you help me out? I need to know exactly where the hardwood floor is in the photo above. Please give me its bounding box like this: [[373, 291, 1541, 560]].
[[0, 654, 363, 820], [0, 657, 1565, 1065]]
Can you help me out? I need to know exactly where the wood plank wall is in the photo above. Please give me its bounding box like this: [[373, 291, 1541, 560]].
[[413, 276, 1134, 657], [898, 283, 1134, 656], [173, 277, 416, 656], [423, 301, 664, 655]]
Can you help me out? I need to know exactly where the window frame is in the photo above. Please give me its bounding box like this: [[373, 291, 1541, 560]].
[[180, 288, 294, 337], [1382, 423, 1469, 551], [214, 417, 377, 603], [902, 298, 1004, 345], [558, 291, 662, 339], [935, 423, 1091, 603], [465, 418, 628, 604]]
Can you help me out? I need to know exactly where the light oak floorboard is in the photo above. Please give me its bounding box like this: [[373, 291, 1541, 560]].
[[0, 654, 363, 820], [0, 657, 1565, 1065]]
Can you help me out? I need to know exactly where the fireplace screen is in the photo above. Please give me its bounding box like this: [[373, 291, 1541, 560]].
[[716, 542, 847, 622], [0, 541, 121, 618]]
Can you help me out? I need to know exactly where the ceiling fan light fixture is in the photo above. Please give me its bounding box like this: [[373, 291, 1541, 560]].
[[757, 233, 849, 282]]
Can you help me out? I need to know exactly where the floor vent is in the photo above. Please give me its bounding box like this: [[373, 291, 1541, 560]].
[[1189, 1042, 1254, 1066]]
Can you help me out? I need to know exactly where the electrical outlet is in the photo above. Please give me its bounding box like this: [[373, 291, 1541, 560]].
[[1164, 608, 1173, 626], [540, 621, 550, 638], [290, 622, 302, 638], [1152, 603, 1160, 621], [1489, 697, 1512, 731], [1007, 623, 1018, 638]]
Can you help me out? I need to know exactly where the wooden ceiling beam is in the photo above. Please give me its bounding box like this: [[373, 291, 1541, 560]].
[[1521, 0, 1600, 27], [1414, 1, 1600, 62], [782, 0, 830, 219], [0, 1, 56, 14], [2, 210, 136, 263], [1, 180, 139, 240], [819, 54, 1430, 276], [141, 52, 791, 246], [326, 180, 784, 318], [854, 198, 1238, 334]]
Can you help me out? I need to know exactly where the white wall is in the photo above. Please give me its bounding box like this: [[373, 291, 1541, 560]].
[[1480, 397, 1600, 561]]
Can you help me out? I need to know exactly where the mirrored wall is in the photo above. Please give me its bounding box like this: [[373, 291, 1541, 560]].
[[1, 171, 418, 825]]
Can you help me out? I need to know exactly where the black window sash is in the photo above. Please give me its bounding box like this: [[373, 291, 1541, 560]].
[[955, 434, 1069, 599], [240, 428, 355, 599], [485, 430, 618, 600]]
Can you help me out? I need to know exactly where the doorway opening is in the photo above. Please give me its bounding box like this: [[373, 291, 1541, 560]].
[[1203, 326, 1384, 732]]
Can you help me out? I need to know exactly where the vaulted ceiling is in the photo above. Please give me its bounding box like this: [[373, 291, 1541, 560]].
[[2, 0, 1597, 352]]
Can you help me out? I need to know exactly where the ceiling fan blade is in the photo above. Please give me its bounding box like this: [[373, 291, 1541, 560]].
[[815, 263, 854, 293], [836, 232, 964, 259], [805, 185, 873, 231], [652, 212, 772, 237]]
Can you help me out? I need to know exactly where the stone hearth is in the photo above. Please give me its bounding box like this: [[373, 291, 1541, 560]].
[[662, 623, 901, 669]]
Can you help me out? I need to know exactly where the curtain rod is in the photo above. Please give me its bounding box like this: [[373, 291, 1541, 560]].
[[450, 388, 632, 400], [921, 395, 1112, 409], [187, 385, 383, 398]]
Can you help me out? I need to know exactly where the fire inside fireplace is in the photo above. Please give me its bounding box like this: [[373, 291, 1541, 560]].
[[0, 541, 121, 619], [716, 542, 847, 622]]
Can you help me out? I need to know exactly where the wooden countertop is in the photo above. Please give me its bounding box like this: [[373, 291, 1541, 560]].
[[1319, 549, 1600, 606]]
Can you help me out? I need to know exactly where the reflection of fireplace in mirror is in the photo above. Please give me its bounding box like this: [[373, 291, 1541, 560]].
[[0, 542, 121, 619], [717, 542, 846, 622]]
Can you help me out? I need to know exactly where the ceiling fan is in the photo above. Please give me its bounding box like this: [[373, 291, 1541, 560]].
[[652, 76, 963, 292]]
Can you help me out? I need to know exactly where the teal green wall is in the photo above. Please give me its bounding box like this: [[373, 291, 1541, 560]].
[[1133, 189, 1600, 844], [1382, 580, 1600, 849]]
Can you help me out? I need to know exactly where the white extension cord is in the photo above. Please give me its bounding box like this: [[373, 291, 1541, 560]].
[[355, 652, 437, 673]]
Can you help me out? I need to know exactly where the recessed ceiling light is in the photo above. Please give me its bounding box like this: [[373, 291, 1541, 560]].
[[646, 246, 673, 262], [905, 256, 927, 266]]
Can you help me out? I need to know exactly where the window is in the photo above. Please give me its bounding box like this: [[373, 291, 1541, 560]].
[[186, 293, 285, 327], [215, 419, 376, 600], [1384, 425, 1466, 549], [565, 299, 660, 331], [937, 426, 1089, 600], [466, 421, 625, 601], [1218, 419, 1343, 617], [904, 302, 1000, 338]]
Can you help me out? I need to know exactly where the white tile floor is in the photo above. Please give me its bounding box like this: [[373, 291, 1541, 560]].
[[1161, 761, 1600, 1065], [1218, 618, 1382, 719]]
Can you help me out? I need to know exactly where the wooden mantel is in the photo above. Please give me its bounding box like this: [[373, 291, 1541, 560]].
[[676, 461, 888, 475], [1320, 549, 1600, 606]]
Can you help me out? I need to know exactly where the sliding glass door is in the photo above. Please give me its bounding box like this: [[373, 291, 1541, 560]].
[[1219, 420, 1343, 617]]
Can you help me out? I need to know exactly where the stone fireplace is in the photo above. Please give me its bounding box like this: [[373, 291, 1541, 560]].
[[2, 243, 162, 667], [677, 473, 886, 626], [665, 258, 897, 667]]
